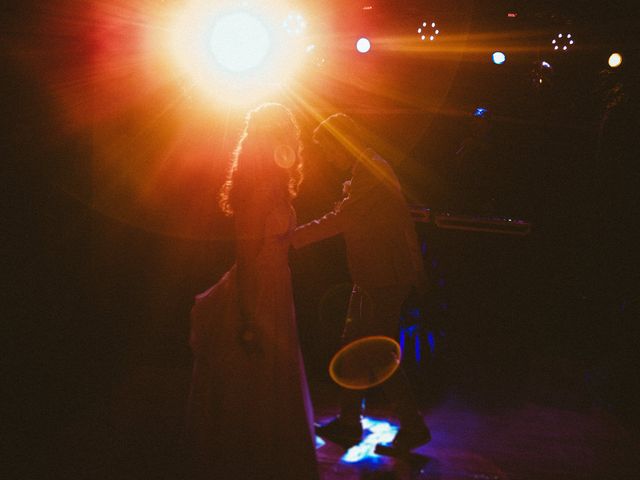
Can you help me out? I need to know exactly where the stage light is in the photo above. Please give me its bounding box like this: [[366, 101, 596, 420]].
[[167, 2, 310, 107], [474, 107, 489, 118], [608, 52, 623, 68], [492, 51, 506, 64], [209, 12, 271, 72], [417, 20, 439, 42], [552, 33, 574, 52], [283, 12, 306, 36], [356, 37, 371, 53]]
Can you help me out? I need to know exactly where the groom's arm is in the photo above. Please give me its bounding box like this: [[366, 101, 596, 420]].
[[291, 211, 343, 249], [292, 166, 381, 249]]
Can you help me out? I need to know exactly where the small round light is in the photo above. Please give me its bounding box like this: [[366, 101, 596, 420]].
[[421, 35, 426, 41], [431, 22, 436, 28], [552, 33, 574, 52], [356, 37, 371, 53], [417, 27, 422, 33], [492, 51, 506, 64], [422, 21, 427, 27], [541, 61, 551, 68], [608, 52, 623, 68]]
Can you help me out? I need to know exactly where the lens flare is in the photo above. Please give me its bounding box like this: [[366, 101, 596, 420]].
[[274, 144, 296, 168]]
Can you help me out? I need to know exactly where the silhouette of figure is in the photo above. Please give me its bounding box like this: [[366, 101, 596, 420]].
[[186, 103, 318, 480]]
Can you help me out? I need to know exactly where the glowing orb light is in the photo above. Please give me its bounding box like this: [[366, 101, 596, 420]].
[[166, 2, 310, 107], [356, 37, 371, 53], [492, 51, 506, 64], [209, 12, 271, 72], [608, 52, 622, 68]]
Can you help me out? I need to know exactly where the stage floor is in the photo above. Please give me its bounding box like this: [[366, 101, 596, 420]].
[[311, 382, 638, 480], [19, 366, 640, 480]]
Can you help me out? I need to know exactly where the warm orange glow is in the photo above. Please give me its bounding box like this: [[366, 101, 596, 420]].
[[164, 0, 310, 108], [15, 0, 529, 237]]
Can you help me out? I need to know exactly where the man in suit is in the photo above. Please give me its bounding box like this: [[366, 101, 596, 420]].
[[292, 113, 431, 455]]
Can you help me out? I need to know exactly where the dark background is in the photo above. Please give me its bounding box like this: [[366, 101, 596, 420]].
[[3, 0, 639, 477]]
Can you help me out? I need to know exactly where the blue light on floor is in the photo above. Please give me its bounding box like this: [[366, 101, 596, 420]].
[[341, 417, 398, 463], [315, 435, 325, 449]]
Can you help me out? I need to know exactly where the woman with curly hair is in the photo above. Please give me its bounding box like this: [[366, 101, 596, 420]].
[[187, 103, 318, 479]]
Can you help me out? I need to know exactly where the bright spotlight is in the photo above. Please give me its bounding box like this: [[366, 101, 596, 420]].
[[492, 51, 506, 64], [356, 37, 371, 53], [167, 3, 309, 107], [209, 12, 271, 72], [608, 52, 623, 68]]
